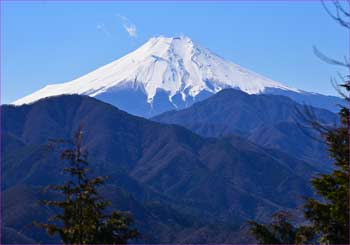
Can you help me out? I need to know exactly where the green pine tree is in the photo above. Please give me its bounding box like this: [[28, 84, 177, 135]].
[[249, 93, 349, 244], [249, 210, 317, 244], [303, 95, 349, 244], [248, 211, 300, 244], [249, 2, 349, 243], [250, 89, 349, 244], [36, 128, 139, 244]]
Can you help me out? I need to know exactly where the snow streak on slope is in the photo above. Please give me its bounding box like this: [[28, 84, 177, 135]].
[[13, 36, 299, 106]]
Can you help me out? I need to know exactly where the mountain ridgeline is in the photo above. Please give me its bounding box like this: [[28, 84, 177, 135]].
[[3, 35, 343, 244], [153, 89, 338, 168], [1, 94, 327, 243], [13, 36, 343, 117]]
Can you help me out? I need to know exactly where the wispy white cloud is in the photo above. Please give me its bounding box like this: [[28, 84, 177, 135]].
[[96, 23, 112, 37], [124, 24, 137, 38], [117, 14, 137, 38]]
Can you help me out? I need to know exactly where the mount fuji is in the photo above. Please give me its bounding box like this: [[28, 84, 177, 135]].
[[13, 36, 343, 117]]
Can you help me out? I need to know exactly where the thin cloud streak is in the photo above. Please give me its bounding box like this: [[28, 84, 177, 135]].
[[117, 14, 137, 38], [97, 23, 112, 37]]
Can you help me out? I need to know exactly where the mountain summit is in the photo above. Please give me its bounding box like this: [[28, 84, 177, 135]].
[[13, 36, 340, 116]]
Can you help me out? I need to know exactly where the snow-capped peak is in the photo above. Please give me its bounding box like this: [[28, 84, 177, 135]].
[[13, 35, 298, 106]]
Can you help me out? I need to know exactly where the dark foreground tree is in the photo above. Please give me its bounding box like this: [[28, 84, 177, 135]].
[[303, 98, 349, 244], [248, 211, 315, 244], [249, 1, 350, 244], [249, 96, 349, 243], [36, 128, 139, 244]]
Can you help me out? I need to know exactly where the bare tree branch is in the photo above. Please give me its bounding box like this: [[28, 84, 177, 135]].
[[322, 0, 350, 29], [293, 104, 338, 144], [313, 46, 350, 68], [330, 74, 350, 101], [334, 1, 350, 17]]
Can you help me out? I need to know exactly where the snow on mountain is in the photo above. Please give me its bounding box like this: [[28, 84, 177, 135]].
[[13, 36, 298, 106], [14, 35, 342, 116]]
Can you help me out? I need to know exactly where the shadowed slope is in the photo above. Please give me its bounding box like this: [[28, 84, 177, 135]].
[[2, 94, 321, 243]]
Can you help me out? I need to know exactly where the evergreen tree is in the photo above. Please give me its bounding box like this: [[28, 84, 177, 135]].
[[249, 94, 349, 243], [303, 91, 349, 244], [249, 2, 349, 243], [248, 211, 300, 244], [249, 211, 317, 244], [36, 128, 139, 244]]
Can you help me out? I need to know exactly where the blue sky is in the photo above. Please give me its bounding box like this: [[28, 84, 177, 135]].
[[1, 1, 348, 103]]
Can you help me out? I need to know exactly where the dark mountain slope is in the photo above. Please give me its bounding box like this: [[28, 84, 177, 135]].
[[153, 89, 338, 167], [2, 94, 321, 243]]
